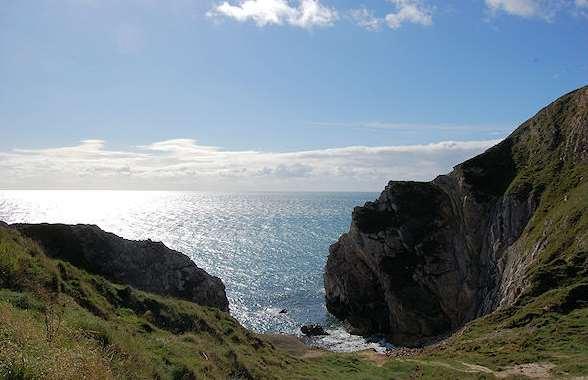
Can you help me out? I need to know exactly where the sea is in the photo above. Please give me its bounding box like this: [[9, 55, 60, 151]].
[[0, 190, 393, 352]]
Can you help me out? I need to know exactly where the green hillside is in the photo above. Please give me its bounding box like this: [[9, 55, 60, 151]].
[[0, 225, 478, 379], [1, 221, 587, 379]]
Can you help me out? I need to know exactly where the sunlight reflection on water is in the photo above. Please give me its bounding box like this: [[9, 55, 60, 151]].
[[0, 190, 380, 343]]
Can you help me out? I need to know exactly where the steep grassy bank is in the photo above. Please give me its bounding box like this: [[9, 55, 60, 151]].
[[0, 225, 290, 379], [1, 223, 587, 379], [2, 225, 487, 379]]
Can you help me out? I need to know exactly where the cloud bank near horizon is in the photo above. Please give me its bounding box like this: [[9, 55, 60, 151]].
[[0, 138, 502, 191]]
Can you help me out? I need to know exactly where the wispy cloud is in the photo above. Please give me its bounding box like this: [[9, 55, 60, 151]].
[[349, 1, 434, 31], [385, 0, 433, 29], [485, 0, 546, 18], [206, 0, 586, 31], [207, 0, 436, 30], [206, 0, 338, 29], [484, 0, 585, 20], [348, 7, 383, 31], [574, 0, 588, 16], [0, 138, 501, 191]]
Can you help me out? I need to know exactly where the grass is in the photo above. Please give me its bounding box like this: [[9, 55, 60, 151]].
[[2, 223, 586, 379], [428, 286, 588, 377], [0, 226, 290, 379], [1, 225, 488, 379]]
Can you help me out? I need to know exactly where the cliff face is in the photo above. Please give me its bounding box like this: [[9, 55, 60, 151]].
[[324, 86, 588, 346], [12, 223, 229, 311]]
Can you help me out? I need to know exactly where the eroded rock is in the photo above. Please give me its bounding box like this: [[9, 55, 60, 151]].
[[12, 223, 229, 311], [301, 324, 328, 336], [325, 86, 588, 346]]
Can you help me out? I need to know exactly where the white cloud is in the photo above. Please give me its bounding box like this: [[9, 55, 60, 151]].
[[139, 139, 221, 157], [385, 0, 433, 29], [0, 138, 502, 191], [349, 1, 433, 31], [485, 0, 543, 18], [207, 0, 434, 31], [484, 0, 586, 20], [348, 8, 383, 31], [206, 0, 338, 28]]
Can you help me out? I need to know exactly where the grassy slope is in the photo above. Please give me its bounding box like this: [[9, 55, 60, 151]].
[[428, 173, 588, 377], [1, 226, 484, 379], [2, 224, 586, 379]]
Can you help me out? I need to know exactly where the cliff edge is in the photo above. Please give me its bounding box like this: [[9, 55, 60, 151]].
[[12, 223, 229, 311], [325, 86, 588, 346]]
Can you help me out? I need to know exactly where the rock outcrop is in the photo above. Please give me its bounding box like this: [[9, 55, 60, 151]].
[[325, 86, 588, 346], [300, 324, 328, 336], [12, 223, 229, 311]]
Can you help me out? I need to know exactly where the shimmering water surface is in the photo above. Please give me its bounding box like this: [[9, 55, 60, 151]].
[[0, 190, 381, 349]]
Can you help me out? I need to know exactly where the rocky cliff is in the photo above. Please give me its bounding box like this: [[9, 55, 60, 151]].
[[325, 86, 588, 346], [11, 223, 229, 311]]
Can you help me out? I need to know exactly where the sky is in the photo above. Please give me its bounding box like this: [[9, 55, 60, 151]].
[[0, 0, 586, 191]]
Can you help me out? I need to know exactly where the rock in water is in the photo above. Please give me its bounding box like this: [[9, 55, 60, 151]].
[[301, 324, 328, 336], [12, 223, 229, 311], [324, 86, 588, 346]]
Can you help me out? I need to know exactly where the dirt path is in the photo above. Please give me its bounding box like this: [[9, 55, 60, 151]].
[[261, 333, 557, 379], [408, 359, 556, 379], [360, 354, 556, 379], [493, 363, 555, 379]]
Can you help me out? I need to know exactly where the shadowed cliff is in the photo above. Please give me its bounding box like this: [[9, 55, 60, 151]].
[[12, 223, 229, 312], [325, 86, 588, 346]]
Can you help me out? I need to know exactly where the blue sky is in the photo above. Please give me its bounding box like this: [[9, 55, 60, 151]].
[[0, 0, 587, 191]]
